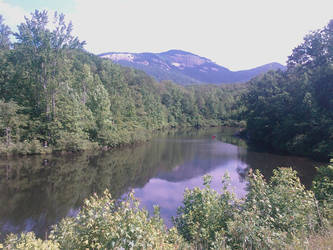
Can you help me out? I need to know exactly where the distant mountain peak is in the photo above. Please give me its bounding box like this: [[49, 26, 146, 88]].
[[99, 50, 285, 85], [162, 49, 198, 55]]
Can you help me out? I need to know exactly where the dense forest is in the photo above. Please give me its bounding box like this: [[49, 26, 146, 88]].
[[242, 20, 333, 161], [2, 10, 331, 161], [0, 10, 244, 156], [0, 9, 333, 249]]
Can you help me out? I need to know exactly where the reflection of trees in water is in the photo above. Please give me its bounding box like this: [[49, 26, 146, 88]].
[[157, 143, 241, 182], [235, 147, 249, 184], [0, 153, 98, 239], [236, 148, 319, 192], [0, 127, 240, 239], [0, 138, 195, 239], [0, 127, 319, 239]]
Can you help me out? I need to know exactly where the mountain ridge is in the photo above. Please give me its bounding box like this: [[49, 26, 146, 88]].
[[99, 50, 285, 85]]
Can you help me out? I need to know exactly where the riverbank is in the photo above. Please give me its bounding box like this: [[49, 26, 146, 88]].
[[0, 127, 153, 157], [0, 128, 323, 240], [0, 121, 244, 158], [237, 127, 331, 162]]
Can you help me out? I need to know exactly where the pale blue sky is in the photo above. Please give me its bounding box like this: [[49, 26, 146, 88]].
[[1, 0, 333, 70], [4, 0, 74, 13]]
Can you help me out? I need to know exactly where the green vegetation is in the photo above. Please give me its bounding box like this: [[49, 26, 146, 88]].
[[1, 11, 332, 161], [0, 133, 209, 234], [1, 164, 332, 249], [1, 8, 332, 250], [0, 11, 244, 156], [242, 19, 333, 161], [312, 159, 333, 223]]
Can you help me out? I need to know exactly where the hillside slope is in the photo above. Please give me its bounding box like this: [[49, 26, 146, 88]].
[[99, 50, 285, 85]]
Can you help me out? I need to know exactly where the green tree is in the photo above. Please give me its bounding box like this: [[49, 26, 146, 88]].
[[288, 19, 333, 69], [13, 10, 85, 139], [0, 100, 27, 145]]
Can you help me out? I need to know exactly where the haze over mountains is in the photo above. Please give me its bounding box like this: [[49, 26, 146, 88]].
[[99, 50, 285, 85]]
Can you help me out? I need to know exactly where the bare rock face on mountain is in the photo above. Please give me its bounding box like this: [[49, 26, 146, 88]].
[[99, 50, 285, 85]]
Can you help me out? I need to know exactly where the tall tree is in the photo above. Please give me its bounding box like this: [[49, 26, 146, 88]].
[[288, 19, 333, 70], [9, 10, 86, 144], [13, 10, 85, 121], [243, 19, 333, 160]]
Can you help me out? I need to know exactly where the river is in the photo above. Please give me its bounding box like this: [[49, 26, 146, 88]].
[[0, 127, 321, 239]]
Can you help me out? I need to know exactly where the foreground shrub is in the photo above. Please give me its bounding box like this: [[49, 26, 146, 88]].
[[49, 190, 184, 249], [2, 232, 59, 249], [228, 168, 323, 249], [287, 228, 333, 250], [174, 168, 325, 249], [0, 167, 330, 249], [174, 174, 236, 248], [312, 159, 333, 223]]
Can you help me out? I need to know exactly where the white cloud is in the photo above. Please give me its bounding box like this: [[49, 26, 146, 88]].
[[0, 0, 27, 32], [0, 2, 70, 38], [2, 0, 333, 70], [68, 0, 333, 70]]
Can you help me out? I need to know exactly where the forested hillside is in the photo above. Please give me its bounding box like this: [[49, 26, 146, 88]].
[[242, 20, 333, 160], [0, 10, 333, 249], [0, 11, 244, 156], [100, 50, 285, 85], [1, 10, 331, 161]]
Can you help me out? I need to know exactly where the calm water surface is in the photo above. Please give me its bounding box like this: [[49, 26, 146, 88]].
[[0, 127, 321, 238]]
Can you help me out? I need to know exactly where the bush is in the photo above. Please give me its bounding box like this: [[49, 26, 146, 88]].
[[2, 232, 59, 249], [174, 168, 325, 249], [54, 132, 99, 152], [0, 167, 330, 249], [312, 159, 333, 223], [228, 168, 323, 249], [174, 173, 236, 248], [49, 190, 184, 249], [0, 139, 50, 156]]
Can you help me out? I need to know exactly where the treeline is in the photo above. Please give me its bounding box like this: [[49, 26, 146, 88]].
[[1, 163, 332, 249], [0, 10, 244, 155], [242, 20, 333, 161]]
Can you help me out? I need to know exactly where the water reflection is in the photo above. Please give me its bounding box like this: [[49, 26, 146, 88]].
[[0, 127, 321, 239]]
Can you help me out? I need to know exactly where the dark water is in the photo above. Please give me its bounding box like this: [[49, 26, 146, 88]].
[[0, 127, 321, 239]]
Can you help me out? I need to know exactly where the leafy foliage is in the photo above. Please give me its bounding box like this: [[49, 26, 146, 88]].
[[2, 232, 59, 250], [1, 166, 331, 249], [228, 168, 322, 249], [175, 168, 325, 249], [242, 21, 333, 160], [0, 100, 27, 146], [312, 159, 333, 223], [174, 174, 235, 248], [0, 10, 244, 156], [49, 190, 187, 249]]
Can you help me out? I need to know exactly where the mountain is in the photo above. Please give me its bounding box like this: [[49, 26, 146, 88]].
[[99, 50, 286, 85]]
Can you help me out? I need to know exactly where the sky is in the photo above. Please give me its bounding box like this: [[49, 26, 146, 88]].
[[1, 0, 333, 70]]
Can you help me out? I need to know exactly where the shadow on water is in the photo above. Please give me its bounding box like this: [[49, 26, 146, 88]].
[[0, 127, 323, 239]]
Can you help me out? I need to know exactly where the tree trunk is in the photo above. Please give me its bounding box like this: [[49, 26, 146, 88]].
[[5, 127, 10, 146], [6, 165, 9, 180], [82, 83, 87, 104], [52, 91, 56, 120], [42, 62, 50, 121]]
